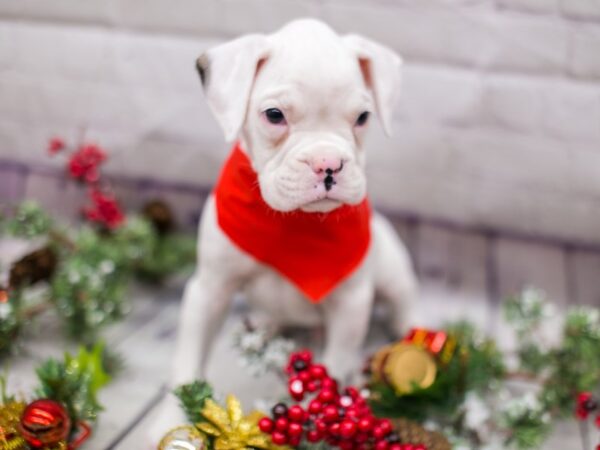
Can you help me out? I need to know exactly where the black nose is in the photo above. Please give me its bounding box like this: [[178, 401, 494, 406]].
[[324, 174, 336, 191]]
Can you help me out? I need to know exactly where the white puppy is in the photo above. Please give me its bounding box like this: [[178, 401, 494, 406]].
[[150, 18, 417, 444]]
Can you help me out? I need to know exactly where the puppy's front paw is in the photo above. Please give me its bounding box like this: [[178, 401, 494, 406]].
[[145, 394, 187, 449]]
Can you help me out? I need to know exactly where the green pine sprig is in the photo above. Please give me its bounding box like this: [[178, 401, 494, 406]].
[[174, 380, 214, 425]]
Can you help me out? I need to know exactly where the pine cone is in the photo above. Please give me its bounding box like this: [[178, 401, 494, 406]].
[[141, 199, 175, 235], [9, 246, 57, 289], [391, 418, 451, 450]]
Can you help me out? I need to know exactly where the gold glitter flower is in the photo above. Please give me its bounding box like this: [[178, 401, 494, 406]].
[[197, 395, 289, 450], [0, 402, 25, 443]]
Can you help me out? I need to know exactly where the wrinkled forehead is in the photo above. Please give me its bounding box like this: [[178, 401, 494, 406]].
[[252, 29, 368, 105]]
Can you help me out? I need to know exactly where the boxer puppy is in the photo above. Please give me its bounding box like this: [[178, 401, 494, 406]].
[[150, 18, 417, 444]]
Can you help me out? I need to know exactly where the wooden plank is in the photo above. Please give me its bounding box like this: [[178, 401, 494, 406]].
[[0, 167, 27, 204], [495, 238, 568, 350], [572, 250, 600, 307], [496, 239, 568, 307], [414, 224, 490, 329], [24, 173, 87, 223]]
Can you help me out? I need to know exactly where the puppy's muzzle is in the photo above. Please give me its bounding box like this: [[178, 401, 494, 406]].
[[307, 156, 345, 192]]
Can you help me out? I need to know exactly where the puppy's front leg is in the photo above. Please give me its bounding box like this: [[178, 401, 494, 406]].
[[321, 273, 374, 382], [147, 270, 239, 446]]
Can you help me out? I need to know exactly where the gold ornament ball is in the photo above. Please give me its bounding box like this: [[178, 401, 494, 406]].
[[159, 426, 208, 450], [372, 342, 437, 394]]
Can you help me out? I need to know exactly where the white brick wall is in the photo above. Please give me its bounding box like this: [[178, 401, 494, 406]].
[[0, 0, 599, 243]]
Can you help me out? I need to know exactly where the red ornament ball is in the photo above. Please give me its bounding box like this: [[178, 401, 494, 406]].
[[19, 399, 71, 448]]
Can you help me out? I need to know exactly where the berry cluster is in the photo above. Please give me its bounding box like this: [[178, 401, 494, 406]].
[[47, 137, 125, 230], [67, 143, 107, 184], [259, 350, 427, 450], [576, 392, 600, 426]]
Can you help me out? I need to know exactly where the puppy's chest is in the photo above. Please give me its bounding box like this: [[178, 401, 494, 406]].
[[242, 269, 324, 327]]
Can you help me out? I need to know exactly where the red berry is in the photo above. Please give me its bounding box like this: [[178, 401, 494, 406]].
[[355, 432, 369, 443], [258, 417, 274, 433], [576, 407, 588, 420], [289, 378, 305, 401], [299, 371, 312, 383], [275, 417, 289, 431], [315, 420, 328, 433], [329, 422, 341, 436], [323, 405, 339, 422], [401, 445, 415, 450], [288, 422, 303, 437], [307, 430, 322, 442], [307, 380, 319, 392], [373, 427, 386, 440], [321, 378, 338, 391], [345, 408, 360, 420], [309, 364, 328, 380], [339, 420, 358, 438], [389, 444, 402, 450], [289, 435, 302, 446], [339, 395, 354, 407], [298, 349, 313, 363], [318, 389, 336, 403], [414, 445, 427, 450], [595, 413, 600, 428], [288, 405, 304, 422], [378, 419, 393, 434], [272, 403, 288, 418], [309, 400, 323, 415], [339, 442, 354, 450], [375, 440, 389, 450], [358, 417, 374, 432], [48, 137, 65, 155], [271, 431, 288, 446], [345, 387, 360, 399], [326, 436, 340, 446]]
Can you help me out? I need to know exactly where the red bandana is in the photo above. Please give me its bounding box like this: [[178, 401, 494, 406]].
[[214, 143, 372, 302]]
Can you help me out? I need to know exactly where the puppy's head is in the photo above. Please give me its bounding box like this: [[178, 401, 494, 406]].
[[198, 19, 402, 213]]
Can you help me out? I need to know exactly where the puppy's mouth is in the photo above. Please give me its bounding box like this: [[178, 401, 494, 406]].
[[300, 198, 342, 213]]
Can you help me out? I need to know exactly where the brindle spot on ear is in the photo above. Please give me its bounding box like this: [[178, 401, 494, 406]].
[[196, 54, 209, 86]]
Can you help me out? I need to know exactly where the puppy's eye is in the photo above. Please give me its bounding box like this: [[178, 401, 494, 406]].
[[264, 108, 286, 125], [355, 111, 370, 127]]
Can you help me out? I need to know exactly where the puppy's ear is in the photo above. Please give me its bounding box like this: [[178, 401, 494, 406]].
[[196, 34, 269, 142], [343, 34, 402, 136]]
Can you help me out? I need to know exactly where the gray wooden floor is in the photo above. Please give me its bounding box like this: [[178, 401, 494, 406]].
[[6, 277, 583, 450]]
